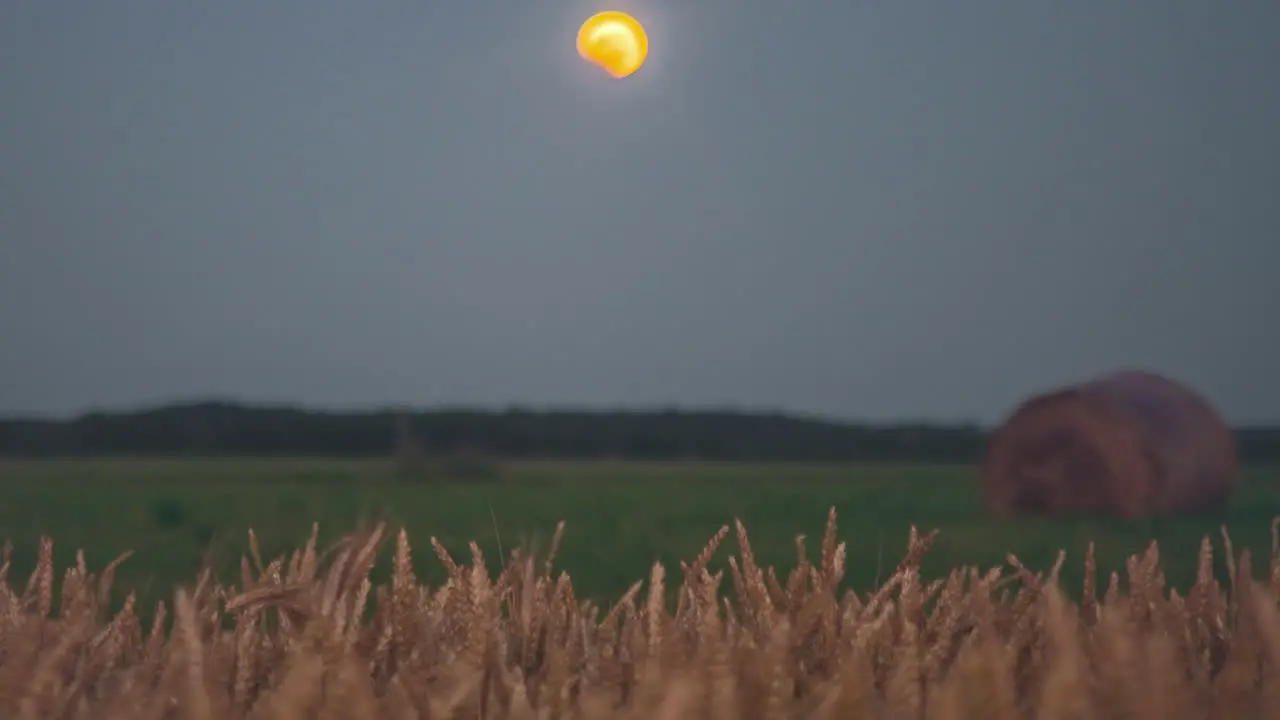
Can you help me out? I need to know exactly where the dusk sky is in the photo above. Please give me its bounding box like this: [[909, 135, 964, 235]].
[[2, 1, 1277, 424]]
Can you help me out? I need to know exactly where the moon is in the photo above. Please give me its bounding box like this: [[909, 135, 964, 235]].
[[577, 11, 648, 79]]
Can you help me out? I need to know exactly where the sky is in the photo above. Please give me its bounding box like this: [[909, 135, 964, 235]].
[[1, 1, 1277, 425]]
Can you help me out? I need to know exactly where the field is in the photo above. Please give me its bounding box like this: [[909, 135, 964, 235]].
[[4, 458, 1280, 717], [1, 458, 1278, 613]]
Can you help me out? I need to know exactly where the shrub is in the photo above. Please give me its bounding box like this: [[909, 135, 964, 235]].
[[148, 496, 190, 529]]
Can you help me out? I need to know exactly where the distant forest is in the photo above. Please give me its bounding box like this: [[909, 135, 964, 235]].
[[1, 402, 1278, 463]]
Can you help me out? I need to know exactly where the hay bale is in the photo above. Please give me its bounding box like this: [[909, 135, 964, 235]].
[[982, 370, 1238, 518]]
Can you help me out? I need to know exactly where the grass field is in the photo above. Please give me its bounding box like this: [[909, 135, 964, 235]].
[[0, 458, 1277, 613]]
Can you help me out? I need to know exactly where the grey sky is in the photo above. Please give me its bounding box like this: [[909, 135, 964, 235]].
[[2, 1, 1277, 424]]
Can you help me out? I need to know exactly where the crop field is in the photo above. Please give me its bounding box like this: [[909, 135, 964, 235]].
[[1, 458, 1279, 613], [1, 463, 1280, 718], [1, 459, 1280, 716]]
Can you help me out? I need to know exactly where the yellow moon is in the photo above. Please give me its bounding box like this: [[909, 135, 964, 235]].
[[577, 11, 648, 79]]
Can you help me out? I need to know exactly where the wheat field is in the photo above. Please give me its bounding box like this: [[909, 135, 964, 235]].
[[3, 510, 1280, 719]]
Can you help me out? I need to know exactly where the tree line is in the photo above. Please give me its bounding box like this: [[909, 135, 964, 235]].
[[1, 401, 1278, 463]]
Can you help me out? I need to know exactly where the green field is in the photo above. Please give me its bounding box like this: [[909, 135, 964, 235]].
[[1, 459, 1277, 612]]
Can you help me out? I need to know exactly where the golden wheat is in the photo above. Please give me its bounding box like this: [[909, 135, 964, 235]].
[[1, 511, 1279, 718]]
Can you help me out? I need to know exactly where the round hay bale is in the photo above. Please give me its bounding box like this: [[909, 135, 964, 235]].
[[982, 370, 1238, 518]]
